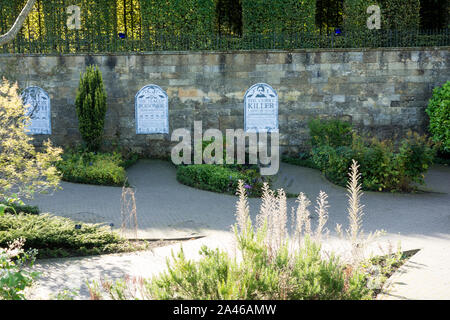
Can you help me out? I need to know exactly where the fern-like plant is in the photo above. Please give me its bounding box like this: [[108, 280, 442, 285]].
[[75, 65, 107, 151]]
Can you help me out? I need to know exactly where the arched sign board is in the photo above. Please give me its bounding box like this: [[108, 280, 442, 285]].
[[244, 83, 278, 132], [135, 85, 169, 134], [21, 86, 51, 135]]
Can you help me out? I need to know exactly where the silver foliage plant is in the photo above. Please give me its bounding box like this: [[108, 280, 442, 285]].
[[235, 159, 382, 265]]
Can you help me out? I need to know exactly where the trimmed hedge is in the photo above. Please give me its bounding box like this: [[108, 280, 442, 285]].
[[0, 213, 147, 259], [241, 0, 316, 34], [176, 164, 267, 197], [56, 150, 137, 186], [343, 0, 420, 31], [140, 0, 215, 36]]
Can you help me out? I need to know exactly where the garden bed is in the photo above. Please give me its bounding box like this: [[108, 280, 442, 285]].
[[56, 149, 139, 187]]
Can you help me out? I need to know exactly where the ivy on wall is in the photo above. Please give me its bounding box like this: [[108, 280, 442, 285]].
[[241, 0, 316, 35]]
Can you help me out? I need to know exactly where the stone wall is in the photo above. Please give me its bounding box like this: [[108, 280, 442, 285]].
[[0, 47, 449, 157]]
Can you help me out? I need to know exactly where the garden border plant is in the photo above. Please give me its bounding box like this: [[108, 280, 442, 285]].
[[283, 118, 437, 192], [56, 147, 139, 187], [175, 137, 272, 197]]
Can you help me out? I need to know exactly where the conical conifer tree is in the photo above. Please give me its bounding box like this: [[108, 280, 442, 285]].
[[75, 65, 107, 151]]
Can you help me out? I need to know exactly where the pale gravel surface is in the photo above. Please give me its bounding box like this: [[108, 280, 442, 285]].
[[26, 160, 450, 300]]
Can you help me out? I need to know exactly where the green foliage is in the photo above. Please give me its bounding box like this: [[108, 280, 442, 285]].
[[75, 65, 107, 152], [140, 0, 215, 37], [308, 120, 436, 192], [0, 213, 147, 259], [56, 150, 129, 186], [308, 118, 353, 148], [0, 79, 62, 204], [0, 238, 39, 300], [426, 81, 450, 152], [241, 0, 316, 35], [343, 0, 421, 31], [176, 164, 266, 197]]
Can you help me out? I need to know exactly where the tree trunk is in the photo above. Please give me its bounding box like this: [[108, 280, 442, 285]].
[[0, 0, 37, 46]]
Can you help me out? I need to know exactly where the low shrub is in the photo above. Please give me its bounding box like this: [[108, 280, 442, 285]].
[[176, 136, 270, 197], [306, 119, 436, 192], [176, 164, 268, 197], [308, 118, 353, 148], [57, 150, 134, 186], [0, 213, 147, 259], [426, 81, 450, 153]]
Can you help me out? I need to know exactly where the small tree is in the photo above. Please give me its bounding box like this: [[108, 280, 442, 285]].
[[0, 78, 62, 204], [75, 65, 107, 151]]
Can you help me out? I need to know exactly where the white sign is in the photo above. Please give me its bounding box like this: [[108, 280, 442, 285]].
[[135, 85, 169, 134], [244, 83, 278, 132], [21, 86, 51, 135]]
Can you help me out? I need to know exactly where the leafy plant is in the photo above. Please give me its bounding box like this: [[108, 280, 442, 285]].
[[426, 81, 450, 153], [176, 164, 267, 197], [75, 65, 107, 152], [307, 119, 436, 192], [0, 238, 39, 300], [57, 149, 129, 186], [308, 118, 353, 148]]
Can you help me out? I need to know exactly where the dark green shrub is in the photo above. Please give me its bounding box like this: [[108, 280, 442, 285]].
[[57, 150, 127, 186], [0, 213, 146, 259], [395, 132, 436, 188], [312, 145, 354, 187], [75, 65, 107, 152], [308, 120, 436, 191], [140, 0, 215, 38], [241, 0, 316, 35], [426, 81, 450, 153], [308, 118, 353, 148], [176, 164, 267, 197]]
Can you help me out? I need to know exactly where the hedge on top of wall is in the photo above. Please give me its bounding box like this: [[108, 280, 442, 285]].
[[139, 0, 216, 36], [241, 0, 316, 35], [343, 0, 421, 31]]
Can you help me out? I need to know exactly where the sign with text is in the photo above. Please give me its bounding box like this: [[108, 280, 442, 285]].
[[135, 85, 169, 134], [21, 86, 51, 135], [244, 83, 278, 132]]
